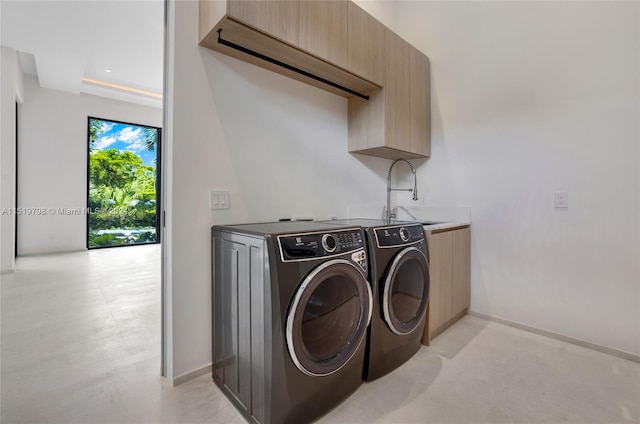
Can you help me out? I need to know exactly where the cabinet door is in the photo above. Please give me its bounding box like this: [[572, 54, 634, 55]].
[[452, 227, 471, 316], [347, 2, 384, 85], [299, 0, 348, 68], [428, 231, 453, 334], [409, 46, 431, 157], [217, 238, 251, 409], [229, 0, 299, 45], [384, 30, 411, 150]]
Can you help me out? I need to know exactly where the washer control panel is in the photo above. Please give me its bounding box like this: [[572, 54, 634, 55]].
[[279, 228, 367, 268], [374, 224, 425, 248]]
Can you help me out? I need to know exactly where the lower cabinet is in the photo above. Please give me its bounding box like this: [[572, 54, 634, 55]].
[[421, 226, 470, 345]]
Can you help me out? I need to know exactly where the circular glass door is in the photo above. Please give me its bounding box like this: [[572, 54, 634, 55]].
[[382, 247, 430, 335], [286, 259, 373, 377]]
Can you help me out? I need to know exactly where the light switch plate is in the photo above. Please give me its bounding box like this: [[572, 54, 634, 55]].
[[210, 190, 230, 210], [554, 191, 569, 209]]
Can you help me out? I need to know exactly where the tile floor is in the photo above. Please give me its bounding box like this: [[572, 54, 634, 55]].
[[1, 245, 638, 423]]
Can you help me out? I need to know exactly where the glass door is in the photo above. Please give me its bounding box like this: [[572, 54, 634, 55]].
[[87, 117, 161, 248]]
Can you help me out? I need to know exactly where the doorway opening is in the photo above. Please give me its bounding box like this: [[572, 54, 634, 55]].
[[87, 117, 161, 249]]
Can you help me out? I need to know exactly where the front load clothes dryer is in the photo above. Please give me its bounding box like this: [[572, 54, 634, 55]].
[[321, 219, 430, 381], [211, 221, 373, 424]]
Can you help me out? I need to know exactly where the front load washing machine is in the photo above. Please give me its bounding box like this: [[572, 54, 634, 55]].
[[211, 221, 373, 424], [321, 219, 430, 381]]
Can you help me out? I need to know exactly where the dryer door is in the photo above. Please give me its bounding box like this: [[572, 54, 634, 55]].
[[286, 259, 373, 377], [382, 246, 430, 335]]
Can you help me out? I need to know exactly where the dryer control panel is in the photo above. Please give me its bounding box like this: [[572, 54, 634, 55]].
[[374, 224, 425, 248], [278, 228, 367, 265]]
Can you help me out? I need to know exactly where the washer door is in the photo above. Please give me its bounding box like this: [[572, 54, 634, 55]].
[[382, 247, 430, 335], [286, 259, 373, 377]]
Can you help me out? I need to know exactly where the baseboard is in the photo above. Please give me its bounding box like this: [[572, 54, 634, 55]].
[[171, 363, 212, 387], [19, 249, 86, 257], [469, 311, 640, 364]]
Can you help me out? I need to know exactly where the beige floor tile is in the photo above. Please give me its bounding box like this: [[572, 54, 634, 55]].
[[2, 246, 638, 424]]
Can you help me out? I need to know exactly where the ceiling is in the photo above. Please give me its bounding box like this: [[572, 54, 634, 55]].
[[1, 0, 164, 109]]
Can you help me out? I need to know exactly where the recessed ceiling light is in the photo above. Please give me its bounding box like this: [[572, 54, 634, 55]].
[[105, 69, 111, 73]]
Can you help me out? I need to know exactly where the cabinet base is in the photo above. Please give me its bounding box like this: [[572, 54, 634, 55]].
[[421, 308, 468, 346]]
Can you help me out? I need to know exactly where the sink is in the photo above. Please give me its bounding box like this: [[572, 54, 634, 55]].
[[421, 221, 445, 226]]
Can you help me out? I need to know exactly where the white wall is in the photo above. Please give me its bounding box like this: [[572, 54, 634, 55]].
[[0, 47, 19, 273], [164, 0, 392, 378], [165, 0, 639, 379], [18, 75, 162, 255], [394, 1, 640, 355]]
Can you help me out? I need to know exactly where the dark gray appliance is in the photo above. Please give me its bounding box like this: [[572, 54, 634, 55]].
[[211, 221, 373, 424], [321, 219, 430, 381]]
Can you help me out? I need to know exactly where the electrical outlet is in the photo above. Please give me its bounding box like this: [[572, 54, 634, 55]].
[[210, 190, 230, 210], [554, 191, 569, 209]]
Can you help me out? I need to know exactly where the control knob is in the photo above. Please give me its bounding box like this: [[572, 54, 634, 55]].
[[399, 227, 410, 242], [321, 234, 337, 253]]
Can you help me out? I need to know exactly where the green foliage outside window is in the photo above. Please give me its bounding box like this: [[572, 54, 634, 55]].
[[88, 118, 159, 248]]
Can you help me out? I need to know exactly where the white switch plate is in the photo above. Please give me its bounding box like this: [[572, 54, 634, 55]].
[[554, 191, 569, 208], [210, 190, 230, 210]]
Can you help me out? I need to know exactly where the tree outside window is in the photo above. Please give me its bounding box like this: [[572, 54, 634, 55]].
[[87, 117, 160, 248]]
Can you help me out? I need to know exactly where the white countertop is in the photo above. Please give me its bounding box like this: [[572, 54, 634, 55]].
[[422, 221, 470, 232], [347, 205, 471, 232]]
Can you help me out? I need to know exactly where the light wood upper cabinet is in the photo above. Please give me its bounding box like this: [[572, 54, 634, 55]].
[[384, 31, 412, 153], [199, 0, 378, 99], [199, 0, 430, 160], [409, 45, 431, 158], [298, 0, 348, 69], [228, 0, 299, 45], [347, 2, 384, 85], [198, 0, 228, 43], [421, 226, 471, 345], [349, 28, 430, 159]]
